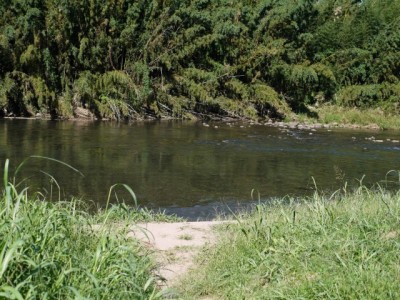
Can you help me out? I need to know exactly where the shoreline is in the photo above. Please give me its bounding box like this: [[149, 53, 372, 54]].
[[0, 114, 394, 131], [2, 169, 399, 298]]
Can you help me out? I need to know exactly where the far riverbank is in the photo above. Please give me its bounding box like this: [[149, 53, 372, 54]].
[[2, 105, 400, 130]]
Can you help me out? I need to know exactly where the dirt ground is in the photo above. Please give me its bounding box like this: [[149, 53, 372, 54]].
[[128, 221, 228, 288]]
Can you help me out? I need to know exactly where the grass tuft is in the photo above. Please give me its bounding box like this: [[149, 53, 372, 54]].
[[0, 159, 164, 299], [179, 185, 400, 299]]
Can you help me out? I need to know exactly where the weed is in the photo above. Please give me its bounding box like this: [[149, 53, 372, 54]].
[[179, 184, 400, 299], [178, 234, 193, 241], [0, 159, 163, 299]]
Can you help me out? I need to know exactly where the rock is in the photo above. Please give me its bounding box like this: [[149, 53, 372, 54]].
[[74, 107, 95, 119], [366, 123, 380, 130], [314, 123, 323, 128]]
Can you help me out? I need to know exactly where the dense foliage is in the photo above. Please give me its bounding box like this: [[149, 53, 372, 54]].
[[0, 0, 399, 120]]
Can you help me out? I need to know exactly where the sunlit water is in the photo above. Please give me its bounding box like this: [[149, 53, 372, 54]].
[[1, 119, 399, 220]]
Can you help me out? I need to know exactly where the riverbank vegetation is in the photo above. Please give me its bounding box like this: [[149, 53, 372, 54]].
[[1, 0, 399, 122], [0, 159, 172, 299], [2, 157, 400, 298], [179, 183, 400, 299], [297, 105, 400, 130]]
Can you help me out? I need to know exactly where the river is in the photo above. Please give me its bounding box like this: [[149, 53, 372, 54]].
[[1, 119, 399, 219]]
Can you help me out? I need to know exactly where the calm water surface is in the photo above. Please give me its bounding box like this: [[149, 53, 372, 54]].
[[1, 119, 399, 219]]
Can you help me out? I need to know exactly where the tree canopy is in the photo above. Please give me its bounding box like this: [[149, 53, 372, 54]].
[[0, 0, 399, 120]]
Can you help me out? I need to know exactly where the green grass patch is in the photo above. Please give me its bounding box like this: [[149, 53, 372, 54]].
[[178, 234, 193, 241], [93, 203, 183, 224], [179, 187, 400, 299], [0, 159, 167, 299], [297, 105, 400, 129]]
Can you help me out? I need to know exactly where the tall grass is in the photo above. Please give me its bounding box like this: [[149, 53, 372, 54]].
[[297, 105, 400, 129], [0, 159, 164, 299], [179, 185, 400, 299]]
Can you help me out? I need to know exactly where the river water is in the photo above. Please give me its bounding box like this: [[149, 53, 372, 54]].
[[1, 119, 399, 219]]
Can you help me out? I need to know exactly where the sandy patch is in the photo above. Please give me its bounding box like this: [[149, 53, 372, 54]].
[[128, 221, 228, 287]]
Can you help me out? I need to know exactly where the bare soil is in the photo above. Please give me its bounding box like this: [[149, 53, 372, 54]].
[[128, 221, 227, 287]]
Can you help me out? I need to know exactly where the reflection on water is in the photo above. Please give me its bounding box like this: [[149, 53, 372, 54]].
[[1, 119, 399, 219]]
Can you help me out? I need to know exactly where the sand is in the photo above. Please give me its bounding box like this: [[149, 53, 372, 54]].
[[128, 221, 228, 287]]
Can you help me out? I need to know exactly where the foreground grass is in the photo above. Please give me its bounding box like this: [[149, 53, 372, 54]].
[[295, 105, 400, 130], [179, 187, 400, 299], [0, 166, 171, 299]]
